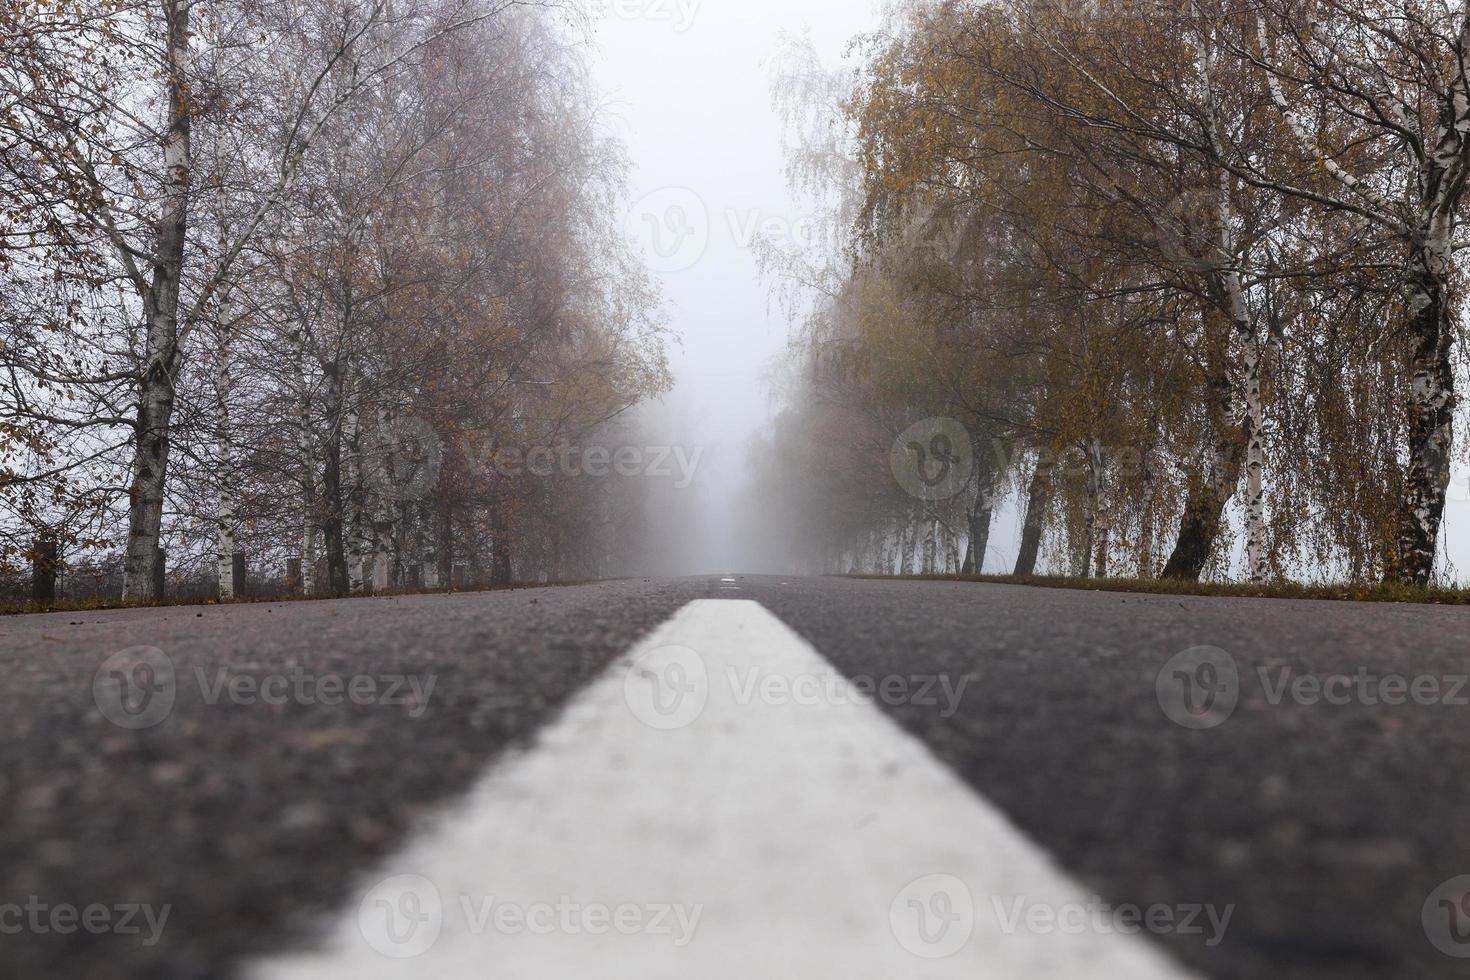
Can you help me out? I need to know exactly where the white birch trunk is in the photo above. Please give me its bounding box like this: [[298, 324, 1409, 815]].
[[922, 517, 937, 574], [1083, 439, 1104, 578], [371, 408, 396, 591], [1211, 172, 1270, 584], [215, 315, 236, 600], [1138, 445, 1157, 578], [293, 323, 319, 596], [1398, 244, 1457, 584], [1254, 11, 1470, 583], [898, 517, 916, 576], [121, 1, 192, 602], [1392, 13, 1470, 585], [345, 403, 368, 593], [1241, 337, 1268, 582], [1196, 23, 1271, 584]]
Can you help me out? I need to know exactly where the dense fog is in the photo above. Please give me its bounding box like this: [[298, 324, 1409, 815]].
[[12, 0, 1470, 597]]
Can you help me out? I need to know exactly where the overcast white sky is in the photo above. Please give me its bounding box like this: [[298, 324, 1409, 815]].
[[585, 0, 881, 572]]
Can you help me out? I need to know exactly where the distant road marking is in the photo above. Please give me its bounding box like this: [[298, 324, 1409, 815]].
[[249, 600, 1200, 980]]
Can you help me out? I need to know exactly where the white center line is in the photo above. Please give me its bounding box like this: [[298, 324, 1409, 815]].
[[249, 599, 1200, 980]]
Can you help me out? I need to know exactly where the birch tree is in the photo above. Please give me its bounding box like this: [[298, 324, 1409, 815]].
[[1, 0, 531, 600], [1236, 0, 1470, 583]]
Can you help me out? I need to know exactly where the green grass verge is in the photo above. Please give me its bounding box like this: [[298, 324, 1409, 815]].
[[847, 573, 1470, 606]]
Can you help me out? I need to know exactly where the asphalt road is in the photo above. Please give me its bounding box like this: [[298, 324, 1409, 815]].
[[2, 576, 1468, 979], [748, 577, 1470, 980]]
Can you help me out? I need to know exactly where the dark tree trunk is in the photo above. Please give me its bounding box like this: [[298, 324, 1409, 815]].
[[962, 502, 993, 576], [322, 429, 349, 594], [1161, 488, 1217, 580], [1014, 459, 1050, 577], [1163, 370, 1245, 582], [436, 500, 454, 588], [32, 538, 59, 603], [490, 504, 513, 587], [961, 434, 998, 575]]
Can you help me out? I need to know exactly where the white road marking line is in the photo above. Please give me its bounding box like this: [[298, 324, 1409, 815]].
[[249, 599, 1201, 980]]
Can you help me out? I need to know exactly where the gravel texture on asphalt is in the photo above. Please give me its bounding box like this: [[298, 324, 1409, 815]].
[[741, 576, 1470, 980], [0, 580, 707, 980], [3, 575, 1467, 980]]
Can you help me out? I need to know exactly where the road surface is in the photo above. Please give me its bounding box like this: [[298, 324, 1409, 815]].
[[1, 576, 1467, 979]]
